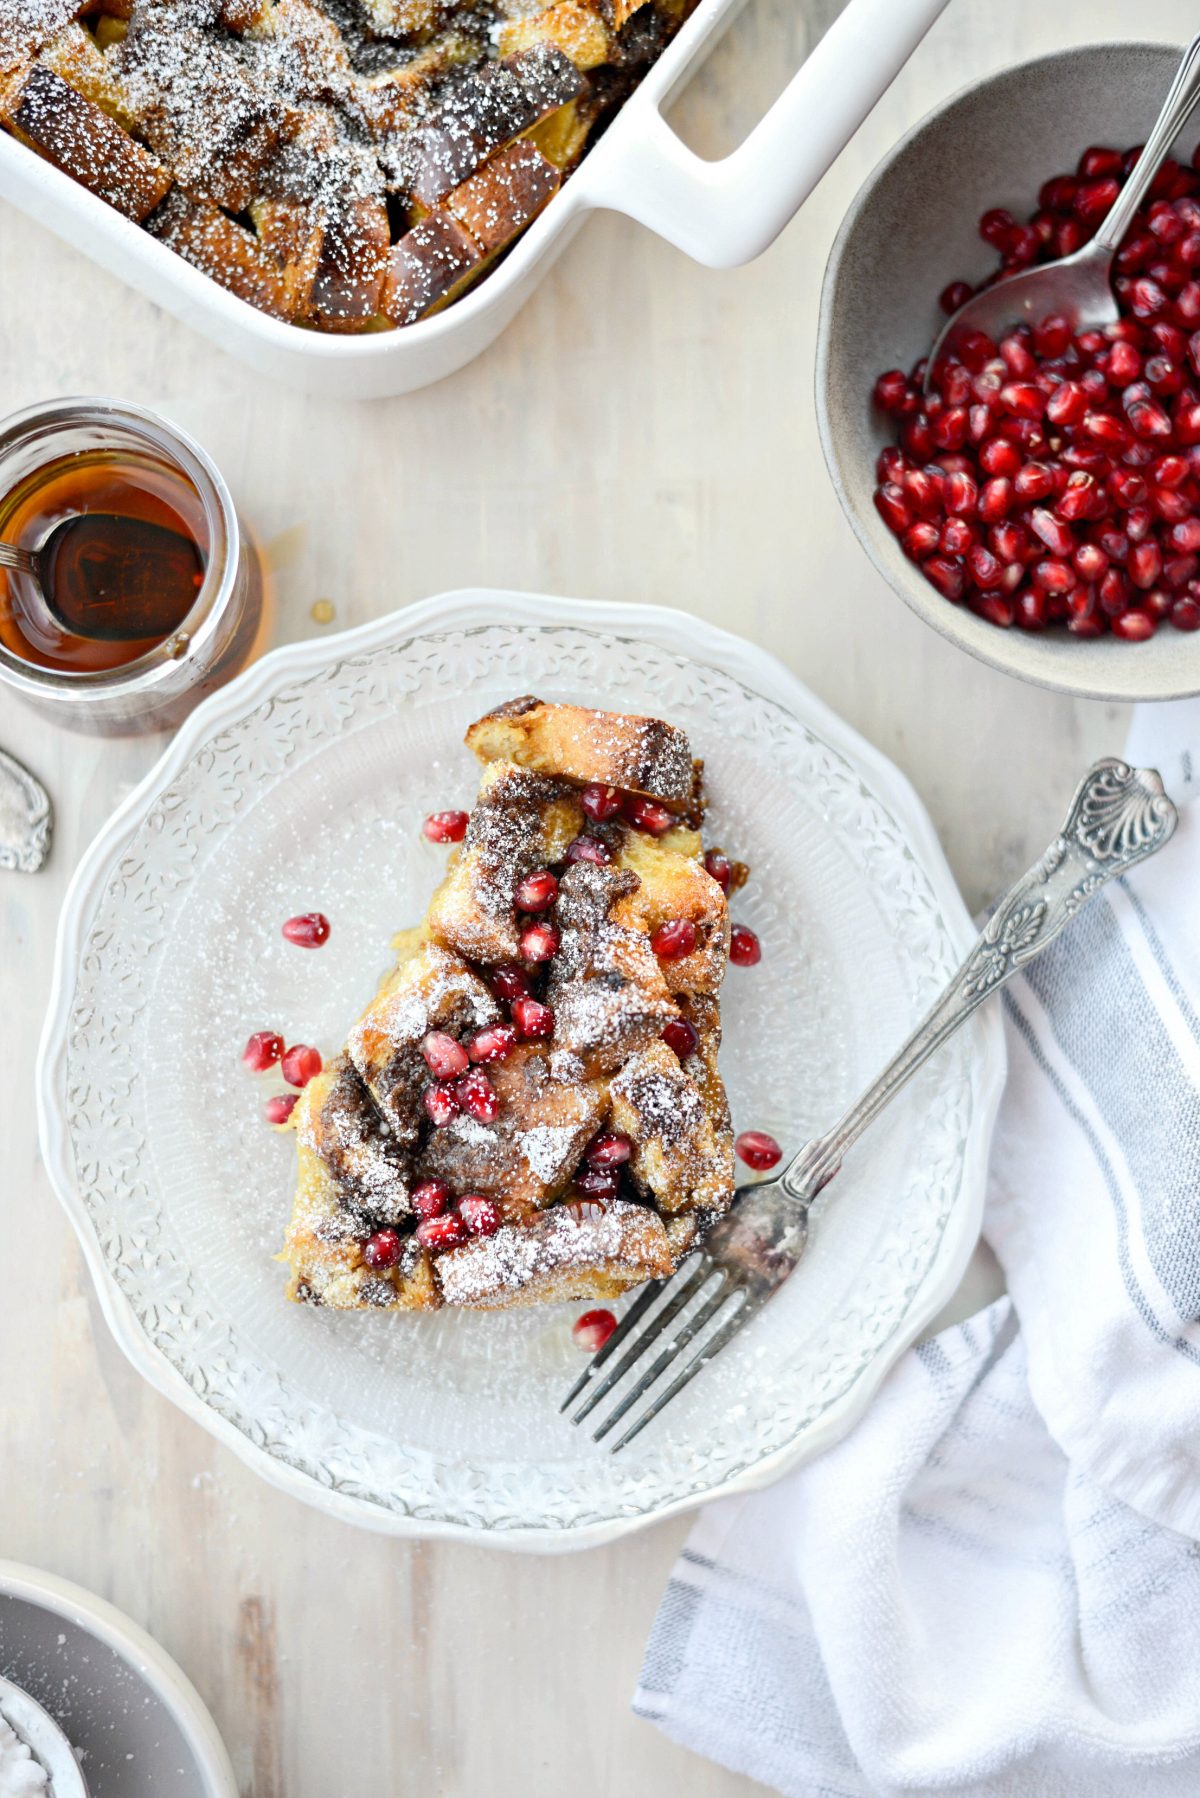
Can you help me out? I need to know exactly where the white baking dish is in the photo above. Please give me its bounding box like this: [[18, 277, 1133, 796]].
[[0, 0, 948, 397]]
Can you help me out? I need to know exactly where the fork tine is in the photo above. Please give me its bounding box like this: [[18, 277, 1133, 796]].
[[608, 1299, 755, 1453], [591, 1279, 730, 1443], [569, 1260, 713, 1425], [559, 1279, 664, 1414]]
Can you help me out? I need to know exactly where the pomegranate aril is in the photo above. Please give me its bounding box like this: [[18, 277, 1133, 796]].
[[940, 518, 975, 557], [421, 1030, 469, 1080], [978, 477, 1014, 523], [1033, 558, 1076, 595], [968, 545, 1003, 588], [573, 1308, 617, 1353], [944, 471, 978, 515], [729, 923, 762, 966], [1109, 468, 1147, 508], [1000, 382, 1044, 418], [1016, 588, 1049, 630], [939, 280, 973, 315], [1039, 174, 1077, 211], [455, 1069, 498, 1123], [735, 1130, 782, 1172], [423, 810, 469, 843], [423, 1083, 461, 1126], [511, 995, 554, 1039], [362, 1228, 403, 1271], [564, 834, 611, 866], [281, 1043, 321, 1088], [972, 592, 1015, 627], [514, 869, 558, 911], [1078, 145, 1123, 179], [1075, 176, 1121, 223], [586, 1132, 634, 1169], [625, 796, 674, 836], [651, 918, 698, 960], [1033, 313, 1073, 358], [1128, 399, 1172, 438], [1057, 474, 1100, 522], [416, 1213, 467, 1252], [661, 1016, 699, 1059], [574, 1167, 621, 1201], [1029, 508, 1073, 556], [264, 1093, 298, 1127], [1046, 381, 1087, 427], [520, 920, 559, 962], [459, 1196, 501, 1238], [1073, 542, 1109, 582], [980, 438, 1022, 477], [1171, 596, 1200, 628], [1170, 517, 1200, 552], [491, 964, 532, 1005], [579, 780, 626, 823], [412, 1178, 452, 1219], [1100, 568, 1132, 615], [703, 850, 733, 893], [1129, 541, 1163, 588], [925, 556, 966, 602], [979, 206, 1017, 248], [1084, 411, 1132, 451], [873, 370, 912, 413], [282, 912, 330, 948], [467, 1023, 518, 1064], [1013, 461, 1055, 502], [243, 1030, 284, 1072], [1106, 340, 1142, 386], [1112, 609, 1157, 640]]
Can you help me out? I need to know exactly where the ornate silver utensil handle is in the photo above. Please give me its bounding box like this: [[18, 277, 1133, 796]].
[[781, 758, 1177, 1205]]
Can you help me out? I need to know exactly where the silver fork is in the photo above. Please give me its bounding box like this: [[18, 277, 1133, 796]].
[[563, 758, 1177, 1452]]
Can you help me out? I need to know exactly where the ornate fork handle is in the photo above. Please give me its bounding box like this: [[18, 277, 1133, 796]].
[[781, 759, 1178, 1205]]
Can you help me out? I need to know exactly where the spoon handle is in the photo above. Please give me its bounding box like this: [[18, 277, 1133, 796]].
[[1094, 33, 1200, 254], [0, 540, 37, 576], [781, 759, 1177, 1203]]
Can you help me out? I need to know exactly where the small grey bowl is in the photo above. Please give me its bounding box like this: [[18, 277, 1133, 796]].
[[816, 40, 1200, 701]]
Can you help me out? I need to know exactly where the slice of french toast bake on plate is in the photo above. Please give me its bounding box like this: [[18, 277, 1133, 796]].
[[279, 696, 737, 1311]]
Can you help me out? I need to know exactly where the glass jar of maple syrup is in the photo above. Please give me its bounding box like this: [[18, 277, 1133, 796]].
[[0, 398, 266, 733]]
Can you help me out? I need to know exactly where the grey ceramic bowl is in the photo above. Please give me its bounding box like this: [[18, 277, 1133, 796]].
[[816, 40, 1200, 701]]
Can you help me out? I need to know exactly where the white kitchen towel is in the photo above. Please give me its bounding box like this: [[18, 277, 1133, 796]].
[[637, 713, 1200, 1798]]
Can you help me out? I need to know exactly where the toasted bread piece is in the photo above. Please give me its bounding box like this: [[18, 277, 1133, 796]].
[[609, 1040, 734, 1214], [296, 1057, 413, 1223], [498, 1, 614, 70], [435, 1198, 673, 1308], [425, 761, 582, 964], [147, 188, 297, 316], [39, 22, 135, 128], [382, 210, 483, 327], [613, 829, 729, 995], [416, 1042, 607, 1216], [3, 64, 170, 221], [280, 1142, 438, 1310], [444, 140, 560, 257], [547, 861, 679, 1075], [347, 942, 499, 1143], [466, 696, 695, 805], [2, 0, 81, 75]]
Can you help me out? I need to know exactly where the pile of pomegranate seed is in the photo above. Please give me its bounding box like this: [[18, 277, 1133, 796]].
[[573, 1308, 617, 1351], [872, 141, 1200, 638], [281, 911, 330, 947]]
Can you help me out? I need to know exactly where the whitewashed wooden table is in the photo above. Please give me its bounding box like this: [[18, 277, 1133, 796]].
[[1, 0, 1179, 1789]]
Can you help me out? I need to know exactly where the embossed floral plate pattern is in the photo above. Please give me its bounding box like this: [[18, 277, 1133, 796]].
[[38, 592, 1004, 1548]]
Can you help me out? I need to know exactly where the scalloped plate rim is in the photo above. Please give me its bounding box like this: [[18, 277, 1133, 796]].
[[37, 589, 1005, 1551]]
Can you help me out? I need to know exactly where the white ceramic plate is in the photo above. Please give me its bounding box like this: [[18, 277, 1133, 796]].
[[0, 1561, 236, 1797], [38, 591, 1004, 1549]]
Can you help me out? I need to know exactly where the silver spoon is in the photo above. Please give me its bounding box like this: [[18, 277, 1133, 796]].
[[926, 31, 1200, 387]]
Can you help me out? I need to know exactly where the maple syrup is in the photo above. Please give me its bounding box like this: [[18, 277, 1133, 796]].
[[0, 449, 208, 673]]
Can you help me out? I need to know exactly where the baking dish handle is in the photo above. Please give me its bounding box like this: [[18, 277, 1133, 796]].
[[581, 0, 952, 268]]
